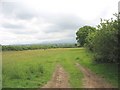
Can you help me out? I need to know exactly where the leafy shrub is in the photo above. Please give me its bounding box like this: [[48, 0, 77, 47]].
[[85, 17, 118, 63]]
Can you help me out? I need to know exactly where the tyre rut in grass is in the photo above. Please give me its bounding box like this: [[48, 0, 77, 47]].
[[76, 63, 114, 88], [41, 64, 71, 88]]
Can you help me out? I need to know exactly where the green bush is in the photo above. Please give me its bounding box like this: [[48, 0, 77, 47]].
[[85, 17, 118, 63], [76, 15, 118, 63]]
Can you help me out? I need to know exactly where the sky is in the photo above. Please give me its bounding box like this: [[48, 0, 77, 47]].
[[0, 0, 119, 45]]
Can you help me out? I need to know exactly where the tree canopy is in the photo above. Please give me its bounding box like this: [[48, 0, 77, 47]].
[[76, 26, 96, 46], [76, 15, 118, 63]]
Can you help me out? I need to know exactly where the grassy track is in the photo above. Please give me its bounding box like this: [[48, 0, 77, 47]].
[[2, 48, 118, 88]]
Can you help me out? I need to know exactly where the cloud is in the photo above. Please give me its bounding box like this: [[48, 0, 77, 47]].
[[1, 1, 36, 20], [2, 23, 25, 29], [43, 14, 84, 33], [11, 29, 38, 35], [16, 11, 35, 20], [0, 0, 119, 45], [1, 2, 16, 15]]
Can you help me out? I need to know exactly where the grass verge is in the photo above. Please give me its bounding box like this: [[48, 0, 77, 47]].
[[75, 48, 118, 87]]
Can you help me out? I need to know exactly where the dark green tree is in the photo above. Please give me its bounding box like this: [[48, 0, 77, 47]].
[[76, 26, 96, 46]]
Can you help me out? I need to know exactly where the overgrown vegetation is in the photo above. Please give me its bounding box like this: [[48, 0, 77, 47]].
[[76, 15, 118, 63]]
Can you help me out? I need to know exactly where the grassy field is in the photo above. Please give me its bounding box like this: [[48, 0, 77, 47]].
[[2, 48, 118, 88]]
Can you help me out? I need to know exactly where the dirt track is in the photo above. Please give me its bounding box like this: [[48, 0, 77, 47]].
[[41, 63, 115, 88], [42, 64, 70, 88], [76, 63, 113, 88]]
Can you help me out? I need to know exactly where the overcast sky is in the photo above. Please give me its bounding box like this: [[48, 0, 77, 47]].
[[0, 0, 119, 45]]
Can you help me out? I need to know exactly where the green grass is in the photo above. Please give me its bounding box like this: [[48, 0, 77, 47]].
[[3, 49, 56, 88], [2, 48, 84, 88], [75, 49, 118, 87], [2, 48, 118, 88]]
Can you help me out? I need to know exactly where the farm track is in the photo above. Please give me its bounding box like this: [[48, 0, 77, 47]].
[[41, 63, 114, 89], [76, 63, 114, 88], [41, 64, 71, 88]]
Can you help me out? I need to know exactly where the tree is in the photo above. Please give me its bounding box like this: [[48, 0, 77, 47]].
[[76, 26, 96, 46]]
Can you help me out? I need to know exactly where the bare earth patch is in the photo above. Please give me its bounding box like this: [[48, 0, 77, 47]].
[[42, 64, 70, 88], [76, 63, 114, 88]]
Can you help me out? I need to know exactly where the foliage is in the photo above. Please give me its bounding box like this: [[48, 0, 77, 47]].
[[85, 31, 97, 51], [2, 43, 76, 51], [89, 18, 118, 63], [76, 15, 118, 63], [76, 26, 96, 46]]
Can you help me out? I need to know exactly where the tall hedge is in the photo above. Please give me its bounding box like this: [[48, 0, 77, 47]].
[[86, 17, 118, 63]]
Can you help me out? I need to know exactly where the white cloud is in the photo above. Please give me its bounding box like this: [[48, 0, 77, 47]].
[[0, 0, 119, 45]]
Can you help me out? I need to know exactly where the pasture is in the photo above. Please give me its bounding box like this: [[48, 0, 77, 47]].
[[2, 48, 118, 88]]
